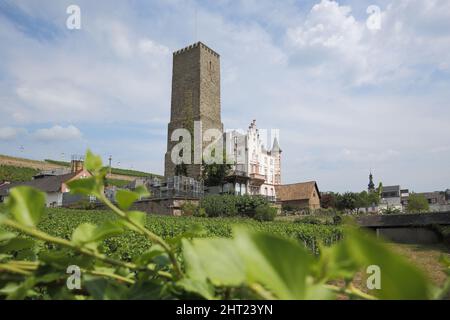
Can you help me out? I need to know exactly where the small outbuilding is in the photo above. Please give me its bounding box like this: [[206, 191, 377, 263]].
[[275, 181, 321, 210]]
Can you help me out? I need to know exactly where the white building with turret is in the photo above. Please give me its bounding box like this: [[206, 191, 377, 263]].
[[224, 120, 281, 200]]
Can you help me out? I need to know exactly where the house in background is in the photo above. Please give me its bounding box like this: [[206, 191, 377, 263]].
[[400, 189, 410, 207], [0, 161, 91, 207], [275, 181, 321, 211], [379, 185, 402, 211], [417, 191, 450, 212], [224, 120, 282, 200]]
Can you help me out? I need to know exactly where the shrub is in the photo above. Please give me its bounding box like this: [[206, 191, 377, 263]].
[[200, 194, 270, 218], [235, 195, 268, 217], [254, 205, 277, 221], [180, 201, 198, 216], [332, 214, 342, 225], [194, 207, 206, 217], [200, 194, 237, 217]]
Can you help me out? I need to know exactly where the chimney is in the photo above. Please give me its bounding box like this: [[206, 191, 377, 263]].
[[71, 155, 84, 173]]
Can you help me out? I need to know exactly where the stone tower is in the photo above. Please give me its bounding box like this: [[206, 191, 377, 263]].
[[164, 42, 223, 179]]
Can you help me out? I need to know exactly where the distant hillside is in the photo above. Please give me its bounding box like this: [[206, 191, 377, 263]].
[[0, 154, 163, 184], [0, 165, 39, 182], [44, 159, 162, 178]]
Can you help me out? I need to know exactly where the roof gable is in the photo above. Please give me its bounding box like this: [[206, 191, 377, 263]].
[[0, 172, 79, 196], [275, 181, 320, 201]]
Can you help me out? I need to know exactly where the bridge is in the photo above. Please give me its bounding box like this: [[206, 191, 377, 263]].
[[356, 212, 450, 245]]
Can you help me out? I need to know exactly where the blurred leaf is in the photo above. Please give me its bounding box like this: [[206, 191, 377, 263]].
[[182, 237, 245, 287], [84, 275, 126, 300], [84, 150, 103, 172], [40, 250, 94, 269], [234, 228, 314, 300], [4, 277, 37, 300], [0, 238, 35, 253], [134, 185, 150, 198], [0, 253, 12, 262], [92, 221, 124, 242], [67, 177, 99, 196], [177, 278, 215, 300], [6, 187, 46, 227], [133, 244, 165, 266], [345, 227, 432, 300], [116, 190, 140, 210], [71, 222, 123, 251], [0, 230, 16, 242], [117, 211, 146, 233], [72, 223, 96, 243], [314, 241, 359, 282], [126, 280, 165, 300], [167, 223, 205, 247]]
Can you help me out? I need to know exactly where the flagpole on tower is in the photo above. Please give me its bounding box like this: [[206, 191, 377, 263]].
[[194, 4, 198, 42]]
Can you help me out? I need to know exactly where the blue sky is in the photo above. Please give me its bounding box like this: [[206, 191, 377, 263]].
[[0, 0, 449, 192]]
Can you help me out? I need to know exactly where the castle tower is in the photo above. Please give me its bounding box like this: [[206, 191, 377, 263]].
[[164, 42, 223, 179]]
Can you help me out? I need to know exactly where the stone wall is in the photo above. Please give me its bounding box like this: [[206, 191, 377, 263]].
[[132, 198, 200, 216]]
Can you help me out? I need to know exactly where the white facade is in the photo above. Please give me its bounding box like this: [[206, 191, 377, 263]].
[[225, 120, 281, 199], [46, 192, 64, 207]]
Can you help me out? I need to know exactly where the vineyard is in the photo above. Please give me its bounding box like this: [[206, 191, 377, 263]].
[[0, 165, 39, 182], [38, 208, 343, 260], [45, 159, 162, 178]]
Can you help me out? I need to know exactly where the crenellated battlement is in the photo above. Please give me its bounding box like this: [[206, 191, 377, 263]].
[[173, 41, 220, 58]]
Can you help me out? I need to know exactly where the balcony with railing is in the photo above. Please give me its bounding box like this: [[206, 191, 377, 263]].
[[249, 173, 266, 186]]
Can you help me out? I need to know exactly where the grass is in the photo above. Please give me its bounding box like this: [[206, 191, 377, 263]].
[[390, 243, 449, 287]]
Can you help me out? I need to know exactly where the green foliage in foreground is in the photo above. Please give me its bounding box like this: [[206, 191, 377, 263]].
[[0, 165, 39, 183], [0, 150, 448, 300]]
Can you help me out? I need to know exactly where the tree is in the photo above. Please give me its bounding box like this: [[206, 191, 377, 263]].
[[377, 182, 383, 199], [201, 161, 231, 186], [368, 191, 380, 207], [355, 191, 370, 211], [320, 193, 336, 209], [406, 193, 430, 213], [201, 148, 231, 187], [336, 192, 357, 213]]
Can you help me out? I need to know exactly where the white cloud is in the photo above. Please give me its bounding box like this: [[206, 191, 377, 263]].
[[33, 125, 82, 141], [138, 39, 170, 56], [0, 127, 26, 140], [286, 0, 450, 86]]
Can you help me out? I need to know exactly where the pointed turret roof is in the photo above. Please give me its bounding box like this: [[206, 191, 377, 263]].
[[272, 137, 281, 153]]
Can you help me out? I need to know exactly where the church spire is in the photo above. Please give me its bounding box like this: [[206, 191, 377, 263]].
[[368, 171, 375, 192]]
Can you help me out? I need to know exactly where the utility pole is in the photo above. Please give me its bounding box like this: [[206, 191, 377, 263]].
[[108, 155, 112, 175]]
